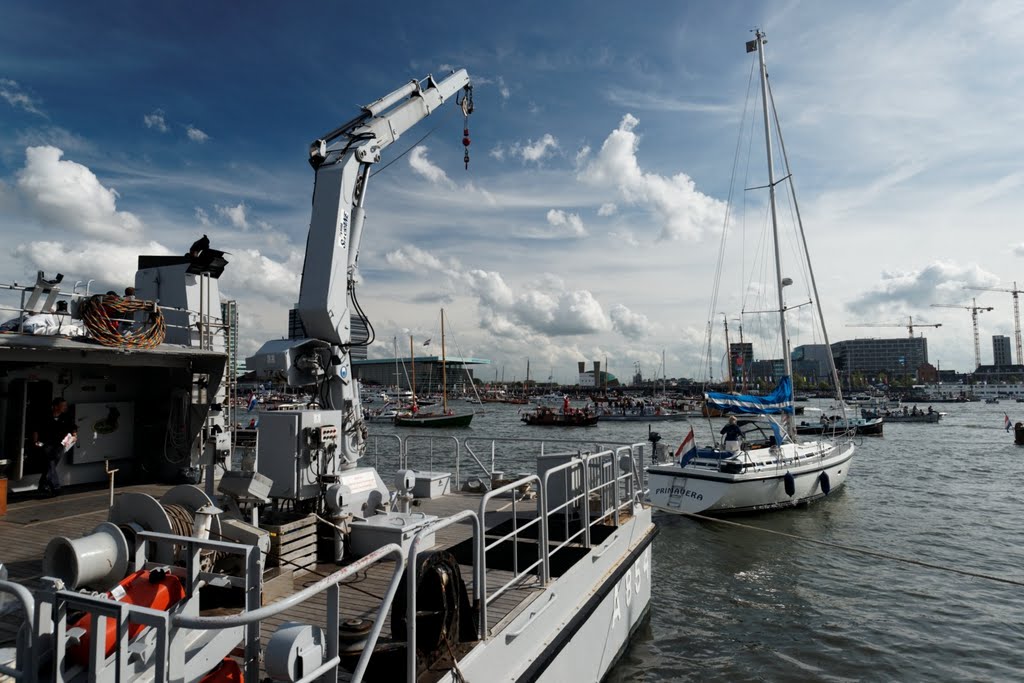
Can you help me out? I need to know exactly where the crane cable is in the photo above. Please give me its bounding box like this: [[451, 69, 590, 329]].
[[80, 294, 166, 349]]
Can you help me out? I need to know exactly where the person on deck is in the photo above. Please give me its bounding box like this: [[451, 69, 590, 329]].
[[32, 397, 76, 496], [720, 416, 743, 453]]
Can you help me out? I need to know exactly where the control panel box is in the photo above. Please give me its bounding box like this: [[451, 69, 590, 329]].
[[256, 409, 343, 500]]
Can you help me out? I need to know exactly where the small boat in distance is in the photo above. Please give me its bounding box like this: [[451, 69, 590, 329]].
[[393, 311, 474, 428], [521, 400, 598, 426]]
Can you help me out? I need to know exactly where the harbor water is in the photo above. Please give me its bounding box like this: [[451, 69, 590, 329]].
[[367, 399, 1024, 681]]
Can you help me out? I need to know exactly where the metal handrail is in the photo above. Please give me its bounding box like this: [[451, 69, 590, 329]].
[[479, 474, 546, 632], [0, 581, 36, 682], [401, 434, 459, 476], [405, 510, 482, 680]]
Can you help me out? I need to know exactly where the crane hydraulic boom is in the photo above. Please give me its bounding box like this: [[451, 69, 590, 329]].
[[930, 298, 993, 369], [846, 315, 941, 338], [965, 282, 1023, 365], [290, 69, 472, 469]]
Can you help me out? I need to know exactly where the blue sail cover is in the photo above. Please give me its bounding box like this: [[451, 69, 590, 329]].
[[705, 376, 794, 415]]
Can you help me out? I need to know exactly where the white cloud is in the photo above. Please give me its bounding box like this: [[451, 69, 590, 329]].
[[847, 261, 1000, 315], [385, 246, 610, 337], [610, 304, 651, 340], [14, 239, 172, 287], [216, 202, 248, 230], [219, 249, 303, 302], [385, 244, 450, 272], [608, 229, 639, 247], [143, 109, 168, 132], [546, 209, 586, 237], [186, 125, 209, 143], [408, 146, 453, 186], [577, 114, 727, 241], [519, 134, 558, 163], [195, 207, 212, 226], [498, 76, 510, 101], [597, 202, 617, 216], [16, 146, 142, 238], [15, 126, 91, 153], [0, 79, 45, 116], [489, 146, 506, 161]]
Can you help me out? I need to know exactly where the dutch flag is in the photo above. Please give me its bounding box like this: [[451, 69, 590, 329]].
[[675, 427, 698, 467], [247, 393, 259, 412]]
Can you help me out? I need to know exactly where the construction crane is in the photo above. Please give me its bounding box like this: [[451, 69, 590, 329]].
[[846, 315, 942, 338], [964, 282, 1023, 365], [930, 298, 994, 369]]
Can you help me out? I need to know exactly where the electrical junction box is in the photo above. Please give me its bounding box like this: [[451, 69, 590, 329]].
[[348, 512, 438, 558], [412, 471, 451, 499], [256, 410, 342, 500]]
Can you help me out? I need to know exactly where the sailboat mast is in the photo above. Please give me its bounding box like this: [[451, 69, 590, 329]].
[[767, 81, 846, 409], [722, 314, 733, 390], [409, 335, 417, 409], [754, 29, 795, 435], [441, 309, 448, 414]]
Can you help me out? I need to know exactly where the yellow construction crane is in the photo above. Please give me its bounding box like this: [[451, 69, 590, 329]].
[[964, 282, 1023, 365], [930, 298, 994, 369], [846, 315, 941, 338]]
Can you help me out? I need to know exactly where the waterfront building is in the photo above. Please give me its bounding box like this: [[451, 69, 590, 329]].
[[993, 335, 1012, 366], [352, 355, 490, 393], [830, 337, 929, 381]]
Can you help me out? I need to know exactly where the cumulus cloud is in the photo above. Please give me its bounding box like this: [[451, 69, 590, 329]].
[[546, 209, 586, 237], [195, 207, 212, 226], [15, 239, 171, 286], [520, 134, 558, 163], [610, 304, 651, 340], [385, 246, 610, 337], [219, 249, 303, 302], [408, 146, 453, 186], [847, 261, 1000, 314], [577, 114, 727, 241], [0, 79, 45, 116], [216, 202, 248, 230], [597, 202, 617, 216], [16, 146, 142, 238], [186, 125, 209, 143], [144, 109, 168, 132]]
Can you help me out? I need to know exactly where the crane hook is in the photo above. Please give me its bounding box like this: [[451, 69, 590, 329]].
[[458, 84, 474, 170]]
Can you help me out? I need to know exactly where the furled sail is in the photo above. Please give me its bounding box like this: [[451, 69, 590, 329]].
[[705, 376, 793, 415]]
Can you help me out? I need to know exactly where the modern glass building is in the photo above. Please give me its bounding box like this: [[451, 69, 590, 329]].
[[830, 337, 928, 379], [993, 335, 1012, 366]]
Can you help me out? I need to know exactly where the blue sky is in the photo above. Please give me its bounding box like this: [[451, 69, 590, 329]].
[[2, 1, 1023, 382]]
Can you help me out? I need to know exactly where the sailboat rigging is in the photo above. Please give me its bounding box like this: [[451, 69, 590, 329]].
[[646, 29, 856, 514], [394, 308, 474, 427]]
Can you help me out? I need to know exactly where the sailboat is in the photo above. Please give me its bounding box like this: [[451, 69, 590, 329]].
[[506, 358, 530, 404], [646, 30, 856, 515], [394, 309, 474, 427]]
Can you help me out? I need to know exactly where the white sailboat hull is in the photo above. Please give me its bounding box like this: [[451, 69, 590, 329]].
[[646, 440, 855, 514]]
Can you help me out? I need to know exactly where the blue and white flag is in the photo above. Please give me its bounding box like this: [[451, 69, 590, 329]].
[[247, 392, 258, 412]]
